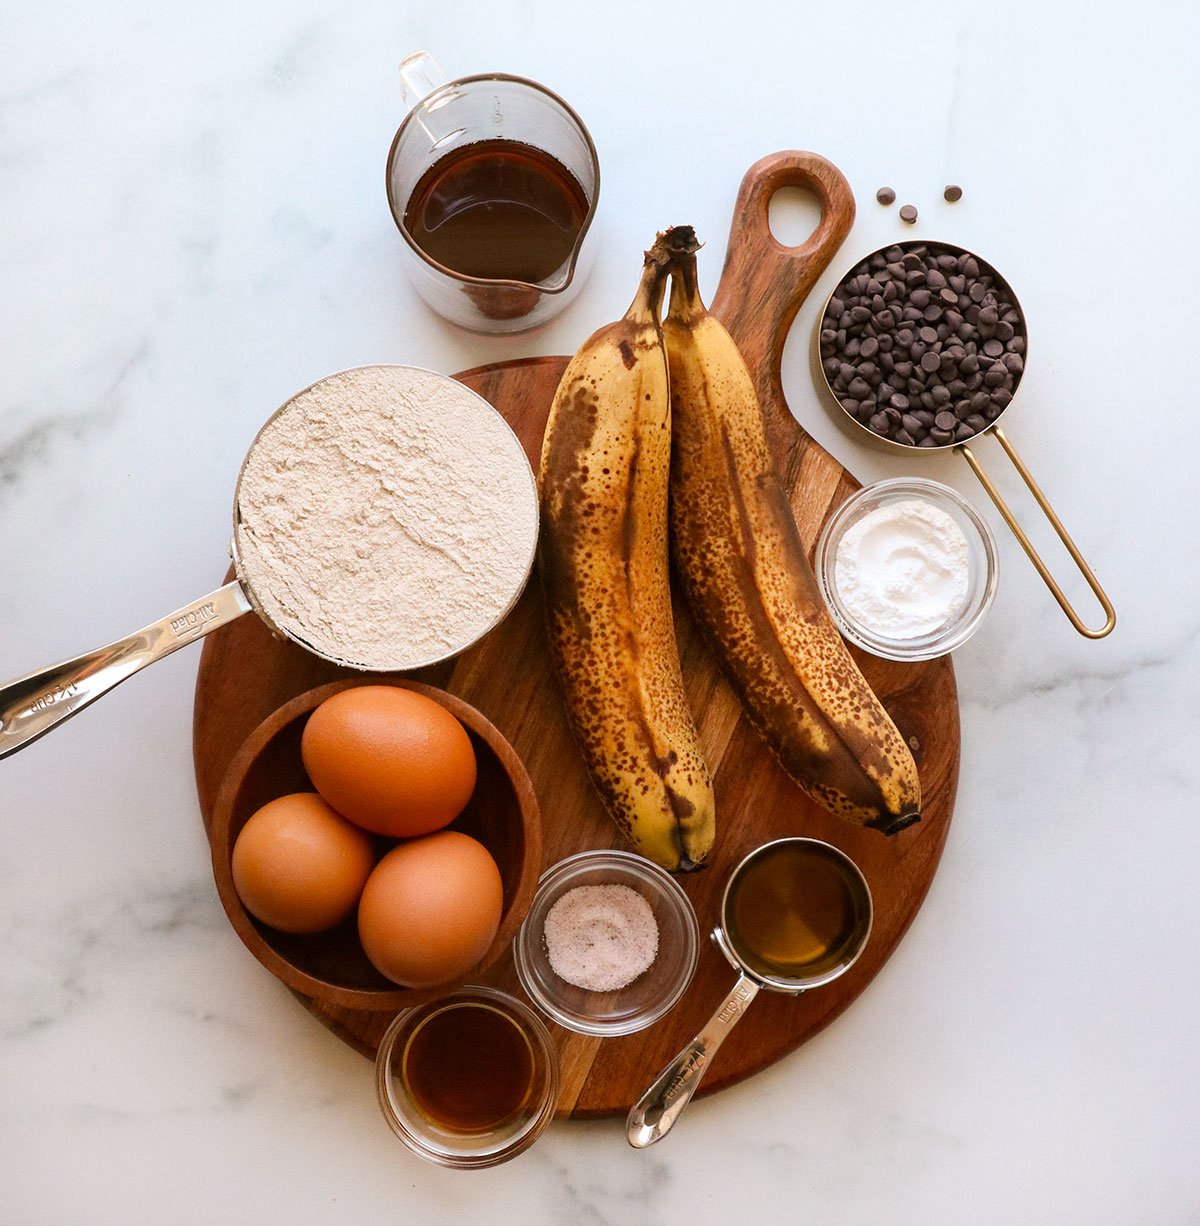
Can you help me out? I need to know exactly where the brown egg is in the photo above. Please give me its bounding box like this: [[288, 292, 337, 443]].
[[302, 686, 477, 838], [231, 793, 375, 934], [357, 831, 503, 988]]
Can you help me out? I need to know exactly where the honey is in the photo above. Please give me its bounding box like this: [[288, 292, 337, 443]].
[[725, 841, 870, 981], [401, 1001, 536, 1134]]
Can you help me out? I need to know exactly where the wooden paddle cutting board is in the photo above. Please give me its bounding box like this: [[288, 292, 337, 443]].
[[193, 151, 959, 1119]]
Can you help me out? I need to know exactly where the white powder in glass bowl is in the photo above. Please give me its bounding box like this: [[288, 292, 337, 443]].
[[233, 365, 538, 670]]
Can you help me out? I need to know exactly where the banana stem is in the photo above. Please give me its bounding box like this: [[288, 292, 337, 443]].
[[657, 225, 705, 322], [628, 240, 673, 325]]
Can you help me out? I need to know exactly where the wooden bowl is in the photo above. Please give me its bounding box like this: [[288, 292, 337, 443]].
[[209, 679, 542, 1011]]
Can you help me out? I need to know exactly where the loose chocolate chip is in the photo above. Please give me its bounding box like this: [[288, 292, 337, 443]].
[[943, 184, 963, 202], [877, 186, 897, 205], [899, 204, 918, 223]]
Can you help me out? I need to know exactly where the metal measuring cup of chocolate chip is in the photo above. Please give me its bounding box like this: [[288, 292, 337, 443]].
[[814, 239, 1115, 639], [0, 365, 539, 762]]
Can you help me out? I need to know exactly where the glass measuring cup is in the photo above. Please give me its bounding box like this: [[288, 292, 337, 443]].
[[626, 837, 872, 1148], [386, 51, 600, 333], [817, 239, 1115, 639], [0, 365, 539, 761]]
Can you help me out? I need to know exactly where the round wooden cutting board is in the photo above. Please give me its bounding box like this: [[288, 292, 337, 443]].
[[193, 152, 959, 1119]]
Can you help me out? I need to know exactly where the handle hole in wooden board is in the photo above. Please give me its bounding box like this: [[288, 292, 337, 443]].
[[768, 186, 822, 250]]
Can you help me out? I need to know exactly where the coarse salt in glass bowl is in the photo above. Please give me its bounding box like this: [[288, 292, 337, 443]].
[[513, 850, 699, 1037], [815, 476, 998, 662]]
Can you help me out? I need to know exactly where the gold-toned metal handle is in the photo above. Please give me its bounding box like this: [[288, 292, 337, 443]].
[[959, 427, 1115, 638]]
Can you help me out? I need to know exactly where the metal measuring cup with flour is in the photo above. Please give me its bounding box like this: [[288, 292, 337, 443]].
[[0, 365, 539, 761]]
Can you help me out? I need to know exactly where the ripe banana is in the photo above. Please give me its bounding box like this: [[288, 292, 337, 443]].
[[661, 226, 921, 834], [538, 245, 716, 870]]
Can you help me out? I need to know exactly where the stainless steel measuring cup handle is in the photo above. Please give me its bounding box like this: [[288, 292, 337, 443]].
[[959, 427, 1116, 638], [626, 970, 761, 1148], [0, 580, 252, 761]]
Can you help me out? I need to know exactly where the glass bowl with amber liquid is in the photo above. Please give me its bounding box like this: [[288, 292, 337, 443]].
[[375, 985, 559, 1168]]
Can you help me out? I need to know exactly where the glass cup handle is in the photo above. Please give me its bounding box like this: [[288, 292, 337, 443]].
[[399, 50, 447, 110]]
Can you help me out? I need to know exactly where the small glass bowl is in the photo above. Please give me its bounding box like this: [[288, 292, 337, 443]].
[[815, 477, 998, 662], [374, 985, 559, 1169], [513, 849, 699, 1036]]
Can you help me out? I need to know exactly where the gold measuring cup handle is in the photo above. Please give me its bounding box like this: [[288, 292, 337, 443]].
[[0, 580, 252, 761], [626, 969, 761, 1148], [959, 427, 1116, 638]]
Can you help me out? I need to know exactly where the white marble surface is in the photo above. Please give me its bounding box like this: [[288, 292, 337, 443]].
[[2, 1, 1197, 1221]]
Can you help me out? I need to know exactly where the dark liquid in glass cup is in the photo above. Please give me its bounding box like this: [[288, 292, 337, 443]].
[[404, 139, 590, 284]]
